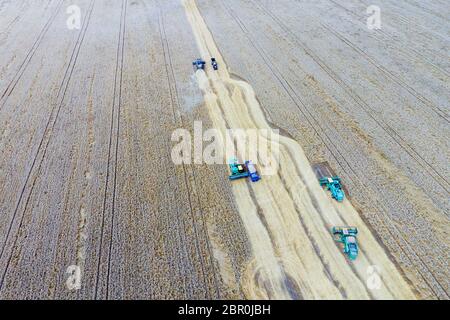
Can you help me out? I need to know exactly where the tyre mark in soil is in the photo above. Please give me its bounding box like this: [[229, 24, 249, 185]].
[[105, 0, 127, 298], [217, 73, 355, 298], [189, 14, 343, 295], [401, 0, 450, 22], [0, 0, 40, 37], [156, 2, 196, 298], [261, 1, 449, 298], [0, 0, 95, 290], [320, 22, 449, 121]]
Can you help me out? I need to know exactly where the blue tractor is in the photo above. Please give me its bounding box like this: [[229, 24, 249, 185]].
[[245, 160, 261, 182], [193, 58, 206, 71], [332, 227, 359, 261], [319, 176, 345, 202]]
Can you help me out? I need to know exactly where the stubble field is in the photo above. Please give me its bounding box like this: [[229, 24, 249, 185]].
[[0, 0, 448, 299]]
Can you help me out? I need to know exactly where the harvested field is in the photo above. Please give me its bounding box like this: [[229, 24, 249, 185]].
[[0, 0, 448, 299]]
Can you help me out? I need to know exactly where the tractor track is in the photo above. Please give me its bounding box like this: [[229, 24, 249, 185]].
[[237, 0, 449, 297], [0, 0, 29, 38], [265, 169, 356, 299], [0, 0, 65, 106], [322, 0, 450, 115], [185, 0, 416, 299], [0, 6, 22, 38], [205, 69, 378, 297], [158, 7, 195, 297], [212, 71, 371, 299], [401, 0, 450, 22], [0, 0, 96, 291], [400, 0, 450, 22], [214, 0, 445, 298], [219, 0, 366, 194], [382, 0, 450, 30], [319, 22, 449, 122]]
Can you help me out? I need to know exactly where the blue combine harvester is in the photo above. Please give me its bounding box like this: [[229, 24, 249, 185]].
[[211, 57, 218, 70], [313, 162, 345, 202]]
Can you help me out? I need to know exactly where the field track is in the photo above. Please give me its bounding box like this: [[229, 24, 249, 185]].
[[185, 0, 415, 299]]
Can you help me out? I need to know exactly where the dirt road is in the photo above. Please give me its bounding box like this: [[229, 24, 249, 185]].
[[183, 0, 416, 299]]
